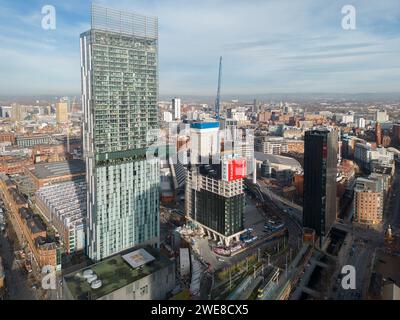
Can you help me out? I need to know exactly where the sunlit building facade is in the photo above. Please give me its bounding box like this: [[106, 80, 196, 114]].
[[81, 5, 160, 261]]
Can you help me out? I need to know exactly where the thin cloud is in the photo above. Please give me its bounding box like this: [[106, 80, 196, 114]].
[[0, 0, 399, 95]]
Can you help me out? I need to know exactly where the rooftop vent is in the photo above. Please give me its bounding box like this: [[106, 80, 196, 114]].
[[91, 279, 102, 289], [87, 274, 98, 284], [83, 269, 94, 278]]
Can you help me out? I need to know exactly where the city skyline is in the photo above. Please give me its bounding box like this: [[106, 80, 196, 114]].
[[0, 1, 400, 304], [0, 0, 400, 96]]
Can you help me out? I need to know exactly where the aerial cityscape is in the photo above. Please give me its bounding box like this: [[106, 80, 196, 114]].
[[0, 0, 400, 304]]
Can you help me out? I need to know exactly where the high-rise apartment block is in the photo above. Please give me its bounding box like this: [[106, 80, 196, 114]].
[[357, 117, 366, 129], [190, 121, 220, 164], [185, 158, 246, 246], [81, 5, 160, 261], [0, 106, 12, 118], [185, 118, 247, 246], [252, 98, 258, 113], [221, 121, 255, 175], [12, 103, 24, 121], [392, 123, 400, 148], [376, 110, 388, 123], [303, 128, 338, 244], [375, 122, 382, 146], [354, 177, 383, 225], [56, 102, 68, 123], [172, 97, 181, 120]]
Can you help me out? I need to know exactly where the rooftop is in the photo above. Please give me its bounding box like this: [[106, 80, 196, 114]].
[[18, 207, 46, 234], [1, 173, 10, 183], [35, 236, 58, 251], [90, 4, 158, 39], [9, 188, 27, 205], [198, 163, 222, 179], [16, 134, 50, 140], [26, 216, 46, 234], [63, 247, 172, 300], [190, 121, 220, 130], [122, 248, 155, 269], [19, 207, 33, 220], [29, 160, 85, 180], [36, 179, 86, 229], [255, 151, 302, 169]]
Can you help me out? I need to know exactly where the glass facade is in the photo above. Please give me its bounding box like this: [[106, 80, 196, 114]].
[[81, 5, 160, 261], [193, 189, 244, 237], [89, 30, 158, 153], [303, 129, 337, 243]]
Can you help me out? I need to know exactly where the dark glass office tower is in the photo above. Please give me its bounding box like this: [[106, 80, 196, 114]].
[[185, 162, 245, 246], [192, 189, 244, 236], [303, 129, 338, 245], [81, 5, 160, 261]]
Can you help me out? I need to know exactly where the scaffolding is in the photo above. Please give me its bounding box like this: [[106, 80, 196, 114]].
[[91, 4, 158, 39]]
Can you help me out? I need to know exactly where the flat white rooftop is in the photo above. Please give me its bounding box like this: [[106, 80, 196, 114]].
[[122, 248, 155, 269]]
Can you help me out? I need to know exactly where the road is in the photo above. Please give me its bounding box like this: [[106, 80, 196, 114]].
[[328, 169, 400, 300], [248, 180, 302, 225], [0, 197, 46, 300], [0, 228, 36, 300], [330, 238, 375, 300], [1, 192, 65, 300], [246, 181, 303, 249], [383, 168, 400, 233], [257, 180, 303, 213]]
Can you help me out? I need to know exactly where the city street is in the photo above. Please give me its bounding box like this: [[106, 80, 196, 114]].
[[328, 169, 400, 300], [383, 169, 400, 232], [257, 180, 303, 213], [247, 181, 303, 249], [193, 196, 272, 271], [0, 228, 36, 300], [332, 240, 373, 300], [0, 198, 46, 300]]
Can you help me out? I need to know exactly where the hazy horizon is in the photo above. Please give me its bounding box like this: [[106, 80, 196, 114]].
[[1, 92, 400, 105]]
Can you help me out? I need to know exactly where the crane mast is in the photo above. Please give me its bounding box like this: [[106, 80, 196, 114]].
[[215, 56, 222, 120]]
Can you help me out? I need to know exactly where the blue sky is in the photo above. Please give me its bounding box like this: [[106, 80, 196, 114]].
[[0, 0, 400, 96]]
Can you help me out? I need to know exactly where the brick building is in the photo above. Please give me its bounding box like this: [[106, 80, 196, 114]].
[[0, 156, 33, 174]]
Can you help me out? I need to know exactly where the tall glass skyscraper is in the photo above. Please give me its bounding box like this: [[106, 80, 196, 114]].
[[303, 128, 338, 246], [81, 5, 160, 261]]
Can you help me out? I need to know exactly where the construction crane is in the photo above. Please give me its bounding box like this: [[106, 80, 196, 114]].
[[215, 56, 222, 120]]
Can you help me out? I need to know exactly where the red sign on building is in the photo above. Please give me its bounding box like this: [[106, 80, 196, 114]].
[[322, 143, 327, 159], [223, 159, 246, 181]]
